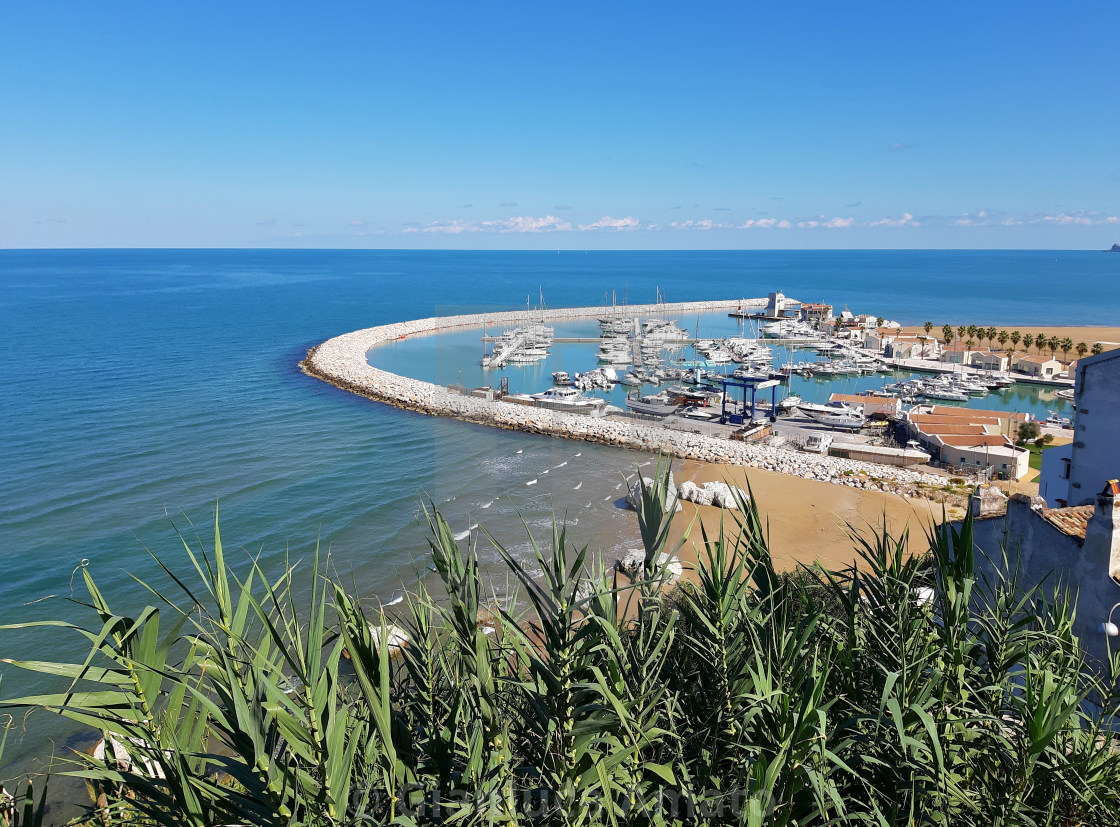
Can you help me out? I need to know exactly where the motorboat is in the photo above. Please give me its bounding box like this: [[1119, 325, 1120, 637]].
[[802, 433, 834, 454], [796, 401, 866, 430], [551, 371, 572, 386], [509, 386, 609, 413], [625, 391, 680, 417], [599, 316, 634, 336], [1044, 410, 1073, 428], [922, 387, 969, 402], [732, 366, 770, 382], [680, 405, 719, 420], [505, 349, 549, 363]]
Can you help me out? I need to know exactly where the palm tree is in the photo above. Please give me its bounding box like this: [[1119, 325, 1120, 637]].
[[923, 321, 933, 337], [1036, 333, 1048, 355], [965, 338, 975, 351], [957, 325, 966, 345], [1060, 337, 1073, 361], [1092, 342, 1105, 356], [1076, 341, 1088, 361], [1022, 333, 1034, 353], [986, 327, 998, 349], [1010, 330, 1021, 351], [967, 325, 978, 343], [1048, 336, 1060, 359], [997, 330, 1009, 351], [942, 327, 954, 361]]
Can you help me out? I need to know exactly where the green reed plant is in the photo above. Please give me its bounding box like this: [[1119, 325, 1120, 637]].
[[3, 465, 1120, 826]]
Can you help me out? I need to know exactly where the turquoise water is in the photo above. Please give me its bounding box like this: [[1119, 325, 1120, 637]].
[[1, 249, 1117, 774]]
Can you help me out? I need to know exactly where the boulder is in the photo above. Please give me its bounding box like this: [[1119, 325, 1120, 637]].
[[615, 550, 683, 586]]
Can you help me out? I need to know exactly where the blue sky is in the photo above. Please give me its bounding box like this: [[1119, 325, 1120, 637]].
[[2, 2, 1118, 249]]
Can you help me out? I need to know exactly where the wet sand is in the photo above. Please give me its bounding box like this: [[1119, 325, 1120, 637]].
[[669, 460, 944, 576]]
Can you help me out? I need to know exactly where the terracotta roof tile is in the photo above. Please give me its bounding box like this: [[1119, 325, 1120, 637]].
[[1039, 505, 1095, 540]]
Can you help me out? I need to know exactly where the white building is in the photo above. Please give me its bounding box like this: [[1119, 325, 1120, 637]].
[[1062, 349, 1120, 506], [889, 336, 941, 360], [764, 291, 801, 319], [930, 434, 1030, 480], [1011, 354, 1062, 378], [944, 349, 1010, 372]]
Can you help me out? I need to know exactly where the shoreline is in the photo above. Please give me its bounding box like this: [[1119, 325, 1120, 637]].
[[300, 300, 951, 496], [898, 324, 1120, 349]]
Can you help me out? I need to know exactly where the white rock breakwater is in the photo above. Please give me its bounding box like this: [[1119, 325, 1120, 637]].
[[300, 300, 948, 495]]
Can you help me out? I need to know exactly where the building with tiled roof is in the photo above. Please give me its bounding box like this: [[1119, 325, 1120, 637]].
[[906, 405, 1030, 479], [1011, 353, 1062, 378], [969, 480, 1120, 673]]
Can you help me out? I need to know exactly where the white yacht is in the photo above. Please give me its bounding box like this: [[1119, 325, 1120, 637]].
[[796, 401, 866, 430], [509, 386, 609, 413]]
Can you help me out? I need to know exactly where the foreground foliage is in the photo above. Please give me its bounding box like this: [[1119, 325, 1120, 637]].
[[3, 468, 1120, 826]]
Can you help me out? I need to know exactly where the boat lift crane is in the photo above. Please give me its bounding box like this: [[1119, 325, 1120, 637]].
[[716, 377, 780, 426]]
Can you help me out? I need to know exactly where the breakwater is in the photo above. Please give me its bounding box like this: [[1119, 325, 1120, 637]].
[[300, 300, 948, 493]]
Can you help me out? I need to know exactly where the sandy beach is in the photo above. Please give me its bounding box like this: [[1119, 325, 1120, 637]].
[[898, 325, 1120, 350], [668, 460, 947, 576]]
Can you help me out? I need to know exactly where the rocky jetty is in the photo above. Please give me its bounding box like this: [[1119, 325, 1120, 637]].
[[678, 480, 748, 508], [301, 300, 950, 496]]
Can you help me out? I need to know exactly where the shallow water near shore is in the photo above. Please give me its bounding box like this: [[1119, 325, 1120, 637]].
[[1, 248, 1116, 779]]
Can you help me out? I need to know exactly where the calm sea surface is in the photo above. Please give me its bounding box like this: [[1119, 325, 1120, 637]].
[[1, 249, 1117, 773]]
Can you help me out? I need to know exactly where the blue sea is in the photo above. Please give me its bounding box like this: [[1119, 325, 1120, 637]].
[[1, 249, 1117, 779]]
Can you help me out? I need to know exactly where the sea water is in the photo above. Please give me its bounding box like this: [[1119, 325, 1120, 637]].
[[1, 248, 1117, 774]]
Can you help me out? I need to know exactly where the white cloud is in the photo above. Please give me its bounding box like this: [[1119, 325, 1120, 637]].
[[578, 216, 640, 231], [1042, 212, 1092, 226], [870, 212, 918, 227], [951, 209, 1115, 228], [404, 219, 474, 235], [669, 219, 720, 230], [403, 216, 573, 234], [823, 217, 855, 228], [482, 215, 572, 233]]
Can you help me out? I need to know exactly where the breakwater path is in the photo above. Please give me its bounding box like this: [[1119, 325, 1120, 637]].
[[300, 300, 947, 494]]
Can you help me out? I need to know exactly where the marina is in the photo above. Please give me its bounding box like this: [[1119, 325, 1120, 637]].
[[374, 304, 1078, 430], [348, 294, 1081, 483]]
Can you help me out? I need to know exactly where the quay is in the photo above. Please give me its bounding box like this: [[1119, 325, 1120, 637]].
[[481, 336, 826, 346]]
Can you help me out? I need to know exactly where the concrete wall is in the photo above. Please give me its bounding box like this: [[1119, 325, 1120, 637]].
[[938, 443, 1029, 479], [971, 495, 1120, 673], [1039, 442, 1072, 506], [1068, 351, 1120, 506]]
